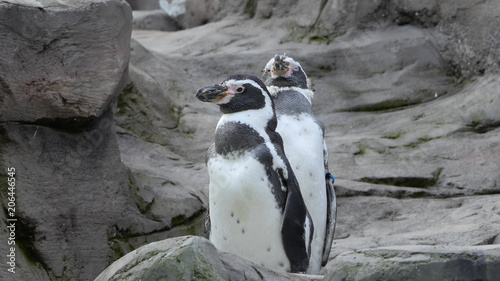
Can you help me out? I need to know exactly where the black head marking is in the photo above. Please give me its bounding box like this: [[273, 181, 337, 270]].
[[219, 74, 271, 114], [196, 74, 272, 114]]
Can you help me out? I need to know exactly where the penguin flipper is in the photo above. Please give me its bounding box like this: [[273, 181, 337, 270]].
[[204, 143, 216, 240], [321, 140, 337, 266], [322, 173, 337, 266], [280, 168, 314, 273], [204, 211, 211, 239]]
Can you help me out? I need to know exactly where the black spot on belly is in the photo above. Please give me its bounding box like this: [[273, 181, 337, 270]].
[[231, 211, 234, 217], [237, 219, 240, 224], [279, 262, 285, 267], [267, 247, 271, 252], [241, 228, 245, 234]]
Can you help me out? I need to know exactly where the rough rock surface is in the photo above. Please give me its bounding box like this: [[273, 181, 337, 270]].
[[125, 0, 159, 11], [1, 0, 500, 280], [0, 110, 135, 280], [132, 10, 181, 31], [0, 0, 132, 127], [95, 235, 321, 281], [325, 245, 500, 281]]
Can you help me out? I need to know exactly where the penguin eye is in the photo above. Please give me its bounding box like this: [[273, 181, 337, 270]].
[[236, 87, 244, 93]]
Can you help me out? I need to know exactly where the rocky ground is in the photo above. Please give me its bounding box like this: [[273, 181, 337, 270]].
[[1, 0, 499, 280]]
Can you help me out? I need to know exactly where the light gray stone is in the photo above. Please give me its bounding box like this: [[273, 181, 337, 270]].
[[0, 0, 132, 126], [95, 236, 229, 281], [330, 195, 500, 260], [132, 9, 181, 31], [95, 235, 323, 281], [325, 245, 500, 281], [0, 110, 136, 280], [125, 0, 159, 10]]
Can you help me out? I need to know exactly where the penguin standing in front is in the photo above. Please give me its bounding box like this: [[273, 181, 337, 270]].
[[263, 54, 337, 274], [196, 74, 314, 273]]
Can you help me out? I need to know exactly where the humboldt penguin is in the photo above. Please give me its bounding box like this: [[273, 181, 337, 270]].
[[196, 74, 313, 273], [263, 54, 337, 274]]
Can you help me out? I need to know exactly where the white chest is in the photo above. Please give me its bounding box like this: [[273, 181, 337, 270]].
[[276, 113, 328, 273], [207, 152, 291, 272]]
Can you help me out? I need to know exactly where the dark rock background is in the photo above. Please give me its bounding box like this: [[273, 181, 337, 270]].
[[1, 0, 499, 280]]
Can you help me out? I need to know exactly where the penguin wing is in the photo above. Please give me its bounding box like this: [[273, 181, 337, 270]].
[[279, 166, 314, 273], [322, 140, 337, 266], [204, 143, 216, 239]]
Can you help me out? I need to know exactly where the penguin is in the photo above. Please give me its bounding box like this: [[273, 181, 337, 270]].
[[262, 54, 337, 274], [196, 74, 314, 273]]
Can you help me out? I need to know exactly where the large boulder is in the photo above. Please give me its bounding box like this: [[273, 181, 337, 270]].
[[125, 0, 159, 10], [95, 235, 322, 281], [0, 1, 137, 280], [132, 10, 181, 31], [0, 110, 136, 280], [325, 245, 500, 281], [329, 194, 500, 259], [0, 0, 132, 128]]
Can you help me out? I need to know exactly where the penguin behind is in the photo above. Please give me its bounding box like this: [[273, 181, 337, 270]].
[[195, 74, 313, 273], [263, 55, 337, 274]]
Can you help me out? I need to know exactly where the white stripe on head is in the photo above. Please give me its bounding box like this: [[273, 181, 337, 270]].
[[224, 79, 267, 94]]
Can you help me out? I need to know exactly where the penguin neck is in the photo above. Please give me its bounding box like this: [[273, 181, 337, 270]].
[[217, 89, 277, 131], [217, 104, 276, 134], [267, 86, 314, 104]]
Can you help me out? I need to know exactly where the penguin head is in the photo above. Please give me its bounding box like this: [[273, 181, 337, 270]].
[[196, 74, 273, 114], [262, 54, 313, 91]]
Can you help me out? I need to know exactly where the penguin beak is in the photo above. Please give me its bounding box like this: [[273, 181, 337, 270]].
[[272, 54, 289, 76], [196, 84, 230, 103]]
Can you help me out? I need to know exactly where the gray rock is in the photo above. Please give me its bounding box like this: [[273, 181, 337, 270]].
[[325, 245, 500, 281], [0, 110, 135, 280], [95, 235, 323, 281], [125, 0, 159, 10], [95, 236, 229, 281], [114, 132, 208, 239], [117, 38, 223, 163], [132, 9, 181, 31], [330, 195, 500, 259], [310, 0, 500, 77], [0, 0, 132, 127], [109, 37, 210, 264], [328, 75, 500, 198]]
